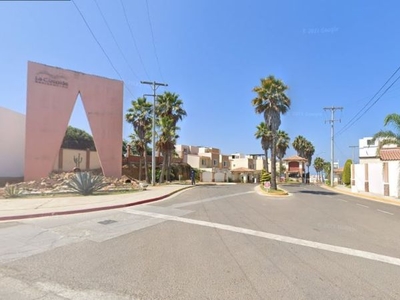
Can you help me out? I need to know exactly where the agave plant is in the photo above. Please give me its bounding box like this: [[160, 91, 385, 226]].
[[65, 172, 108, 196], [4, 184, 24, 198]]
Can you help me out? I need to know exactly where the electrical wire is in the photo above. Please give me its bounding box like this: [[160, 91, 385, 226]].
[[119, 0, 151, 80], [145, 0, 165, 82], [336, 66, 400, 136], [93, 0, 140, 81], [71, 0, 135, 97]]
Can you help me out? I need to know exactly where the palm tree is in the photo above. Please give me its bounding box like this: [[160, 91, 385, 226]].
[[303, 141, 315, 181], [251, 76, 291, 190], [255, 122, 273, 172], [323, 162, 331, 183], [372, 113, 400, 154], [313, 157, 325, 183], [292, 135, 307, 158], [156, 92, 187, 183], [292, 136, 314, 183], [125, 97, 152, 182], [276, 130, 290, 178]]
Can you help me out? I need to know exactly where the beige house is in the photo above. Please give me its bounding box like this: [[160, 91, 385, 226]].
[[175, 145, 231, 182]]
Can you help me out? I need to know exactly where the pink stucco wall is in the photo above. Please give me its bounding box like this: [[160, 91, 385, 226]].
[[25, 61, 123, 181]]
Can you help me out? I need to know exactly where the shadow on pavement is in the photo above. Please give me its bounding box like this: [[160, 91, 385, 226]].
[[297, 190, 339, 196]]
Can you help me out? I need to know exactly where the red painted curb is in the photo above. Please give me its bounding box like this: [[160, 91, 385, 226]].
[[0, 186, 193, 222]]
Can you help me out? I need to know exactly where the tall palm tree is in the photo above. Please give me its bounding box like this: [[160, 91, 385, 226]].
[[372, 113, 400, 154], [303, 141, 315, 178], [276, 130, 290, 178], [292, 135, 307, 158], [323, 162, 331, 183], [251, 76, 291, 190], [156, 92, 187, 183], [313, 157, 325, 183], [255, 122, 273, 172], [125, 97, 152, 182]]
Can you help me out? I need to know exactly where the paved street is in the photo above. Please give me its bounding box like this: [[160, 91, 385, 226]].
[[1, 184, 400, 299]]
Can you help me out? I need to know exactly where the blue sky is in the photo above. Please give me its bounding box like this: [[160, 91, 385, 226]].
[[1, 0, 399, 168]]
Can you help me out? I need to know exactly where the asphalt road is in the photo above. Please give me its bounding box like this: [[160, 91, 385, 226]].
[[1, 183, 400, 299]]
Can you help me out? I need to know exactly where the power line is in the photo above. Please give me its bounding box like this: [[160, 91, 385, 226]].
[[71, 0, 135, 97], [93, 0, 140, 81], [119, 0, 151, 80], [336, 73, 400, 137], [145, 0, 164, 81], [336, 66, 400, 136]]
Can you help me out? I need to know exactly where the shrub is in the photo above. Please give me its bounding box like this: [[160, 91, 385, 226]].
[[65, 172, 108, 195], [342, 159, 352, 186], [4, 184, 23, 198], [260, 169, 271, 184]]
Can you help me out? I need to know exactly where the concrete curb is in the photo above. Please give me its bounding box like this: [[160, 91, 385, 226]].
[[319, 184, 400, 207], [0, 186, 193, 222], [254, 185, 291, 198]]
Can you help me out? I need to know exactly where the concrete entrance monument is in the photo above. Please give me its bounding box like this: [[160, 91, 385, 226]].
[[24, 61, 123, 181]]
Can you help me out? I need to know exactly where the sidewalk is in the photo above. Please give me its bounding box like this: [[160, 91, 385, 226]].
[[320, 184, 400, 207], [0, 185, 193, 222]]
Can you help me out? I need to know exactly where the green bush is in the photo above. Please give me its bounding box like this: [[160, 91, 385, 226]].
[[65, 172, 108, 195], [260, 169, 271, 184], [342, 159, 352, 186]]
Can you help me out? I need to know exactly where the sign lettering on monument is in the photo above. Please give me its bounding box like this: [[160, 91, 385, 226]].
[[35, 71, 68, 88]]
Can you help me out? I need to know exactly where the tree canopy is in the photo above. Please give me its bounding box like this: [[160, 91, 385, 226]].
[[61, 126, 96, 151]]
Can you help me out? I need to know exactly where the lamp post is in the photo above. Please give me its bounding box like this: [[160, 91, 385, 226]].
[[141, 81, 168, 186]]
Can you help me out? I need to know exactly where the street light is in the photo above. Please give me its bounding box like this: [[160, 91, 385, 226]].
[[140, 81, 168, 186]]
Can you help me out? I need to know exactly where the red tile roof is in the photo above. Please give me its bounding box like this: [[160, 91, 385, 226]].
[[283, 155, 308, 162], [380, 148, 400, 161]]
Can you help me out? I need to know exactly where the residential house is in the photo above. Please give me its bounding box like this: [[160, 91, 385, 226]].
[[358, 136, 396, 164], [175, 145, 231, 182], [352, 138, 400, 199], [0, 107, 25, 183]]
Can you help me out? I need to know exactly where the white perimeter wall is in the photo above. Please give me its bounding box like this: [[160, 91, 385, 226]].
[[368, 163, 383, 195], [353, 164, 365, 192], [389, 162, 400, 198], [353, 162, 400, 198], [0, 107, 25, 177]]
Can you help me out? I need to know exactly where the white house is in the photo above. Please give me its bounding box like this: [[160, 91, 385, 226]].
[[359, 136, 396, 164], [0, 107, 26, 180]]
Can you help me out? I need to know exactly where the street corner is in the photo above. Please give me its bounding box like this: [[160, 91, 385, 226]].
[[320, 184, 400, 207]]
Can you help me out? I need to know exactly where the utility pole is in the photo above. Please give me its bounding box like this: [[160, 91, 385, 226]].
[[349, 145, 359, 163], [141, 81, 168, 186], [324, 106, 343, 187]]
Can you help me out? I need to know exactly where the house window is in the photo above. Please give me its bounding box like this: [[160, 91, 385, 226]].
[[213, 159, 217, 166], [367, 139, 375, 146], [201, 159, 205, 166], [223, 161, 227, 167]]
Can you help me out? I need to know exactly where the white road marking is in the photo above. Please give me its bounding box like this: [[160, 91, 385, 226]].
[[128, 210, 400, 267], [356, 204, 369, 208], [377, 209, 394, 216], [171, 191, 255, 208], [338, 199, 348, 202]]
